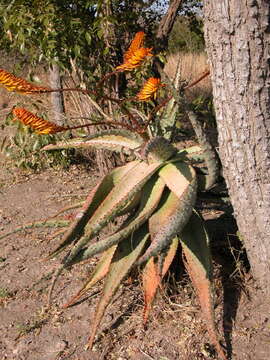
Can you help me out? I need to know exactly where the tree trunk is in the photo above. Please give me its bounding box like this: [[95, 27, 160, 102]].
[[203, 0, 270, 294], [49, 63, 65, 126]]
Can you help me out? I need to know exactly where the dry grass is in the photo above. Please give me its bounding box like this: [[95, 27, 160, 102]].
[[62, 52, 213, 127], [164, 52, 212, 99]]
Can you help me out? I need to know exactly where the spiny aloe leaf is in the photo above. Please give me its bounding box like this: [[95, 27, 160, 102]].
[[180, 210, 227, 360], [177, 145, 206, 163], [87, 225, 150, 349], [51, 201, 84, 218], [63, 160, 164, 264], [117, 190, 141, 216], [0, 219, 70, 241], [142, 236, 179, 324], [142, 258, 160, 324], [139, 145, 201, 169], [186, 110, 220, 190], [68, 175, 165, 263], [63, 245, 117, 309], [167, 145, 204, 165], [47, 228, 69, 243], [42, 129, 143, 153], [48, 161, 139, 258], [137, 172, 197, 265], [68, 176, 165, 262], [158, 161, 196, 199], [177, 145, 202, 155], [48, 160, 163, 303], [159, 55, 182, 140], [143, 137, 177, 164], [160, 236, 179, 277]]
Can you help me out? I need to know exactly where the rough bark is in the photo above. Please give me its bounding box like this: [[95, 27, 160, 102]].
[[49, 63, 65, 126], [203, 0, 270, 293], [156, 0, 184, 51]]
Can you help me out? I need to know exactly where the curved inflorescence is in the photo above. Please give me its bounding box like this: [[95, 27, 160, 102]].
[[0, 68, 50, 94], [123, 31, 145, 62], [12, 108, 66, 134], [116, 47, 153, 71], [137, 77, 165, 101]]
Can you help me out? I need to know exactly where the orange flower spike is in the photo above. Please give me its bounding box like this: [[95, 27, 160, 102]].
[[12, 108, 66, 134], [137, 78, 166, 101], [116, 47, 153, 72], [0, 69, 50, 94], [123, 31, 145, 62]]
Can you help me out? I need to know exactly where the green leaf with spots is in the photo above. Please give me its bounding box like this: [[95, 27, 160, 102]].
[[180, 210, 227, 360], [48, 160, 139, 258], [158, 161, 196, 199], [48, 160, 164, 303], [0, 219, 70, 242], [138, 176, 197, 264], [87, 225, 149, 349], [63, 245, 117, 309], [69, 174, 165, 263], [142, 236, 179, 324], [42, 130, 144, 154]]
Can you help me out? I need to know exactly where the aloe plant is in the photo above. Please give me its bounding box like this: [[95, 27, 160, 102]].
[[0, 32, 226, 359]]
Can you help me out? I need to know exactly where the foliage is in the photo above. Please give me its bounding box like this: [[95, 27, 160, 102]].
[[169, 15, 205, 53], [0, 0, 161, 77], [0, 0, 165, 167], [1, 112, 72, 170], [190, 94, 216, 127], [0, 29, 226, 360]]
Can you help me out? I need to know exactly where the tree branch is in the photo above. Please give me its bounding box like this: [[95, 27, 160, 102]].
[[156, 0, 184, 52]]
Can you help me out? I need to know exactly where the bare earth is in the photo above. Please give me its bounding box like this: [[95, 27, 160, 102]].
[[0, 154, 269, 360]]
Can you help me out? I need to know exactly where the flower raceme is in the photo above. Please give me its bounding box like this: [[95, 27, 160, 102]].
[[116, 31, 153, 71], [123, 31, 145, 62], [116, 48, 153, 72], [137, 78, 165, 101], [0, 69, 50, 94], [12, 108, 66, 134]]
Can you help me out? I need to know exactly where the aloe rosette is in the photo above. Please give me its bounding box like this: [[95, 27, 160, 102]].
[[0, 31, 226, 360], [40, 129, 224, 358]]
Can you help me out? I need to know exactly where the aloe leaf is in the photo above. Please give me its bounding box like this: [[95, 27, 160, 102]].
[[48, 161, 139, 258], [166, 145, 203, 165], [158, 161, 196, 199], [70, 175, 165, 263], [177, 145, 202, 156], [63, 245, 117, 309], [47, 228, 68, 242], [186, 110, 220, 190], [48, 160, 163, 303], [51, 201, 84, 218], [159, 55, 182, 140], [160, 236, 179, 277], [180, 210, 227, 360], [63, 160, 164, 265], [117, 190, 142, 216], [0, 219, 70, 242], [42, 129, 143, 153], [142, 258, 160, 324], [87, 225, 149, 349], [143, 137, 177, 164], [177, 145, 206, 163], [142, 236, 178, 324], [137, 170, 197, 265]]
